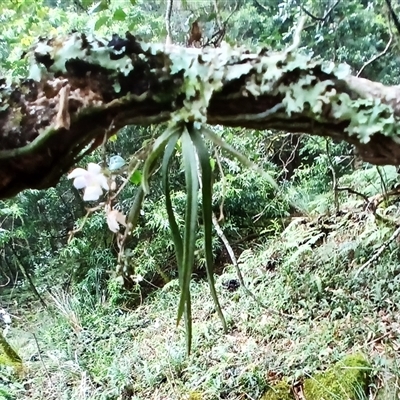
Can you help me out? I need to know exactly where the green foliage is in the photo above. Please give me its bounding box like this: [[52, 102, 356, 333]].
[[0, 389, 13, 400], [4, 201, 400, 399], [339, 165, 398, 198], [1, 0, 400, 397], [0, 1, 87, 79], [107, 277, 139, 306]]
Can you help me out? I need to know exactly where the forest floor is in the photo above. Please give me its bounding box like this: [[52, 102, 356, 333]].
[[1, 206, 400, 399]]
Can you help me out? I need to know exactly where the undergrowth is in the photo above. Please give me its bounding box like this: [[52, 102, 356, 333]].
[[3, 197, 400, 399], [2, 163, 400, 399]]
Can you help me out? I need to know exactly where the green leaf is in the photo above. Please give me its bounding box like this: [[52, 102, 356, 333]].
[[129, 0, 136, 4], [177, 125, 199, 355], [209, 157, 216, 171], [113, 8, 127, 21], [89, 0, 109, 14], [163, 128, 197, 354], [190, 126, 227, 333], [128, 159, 158, 232], [142, 126, 180, 194], [94, 16, 109, 31], [162, 132, 183, 266], [206, 12, 217, 22], [130, 170, 142, 185]]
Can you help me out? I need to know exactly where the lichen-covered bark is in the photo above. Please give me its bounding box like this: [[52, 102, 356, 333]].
[[1, 32, 400, 198]]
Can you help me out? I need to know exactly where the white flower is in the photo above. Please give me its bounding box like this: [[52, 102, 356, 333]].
[[0, 309, 11, 325], [132, 274, 143, 284], [106, 207, 126, 233], [68, 163, 109, 201]]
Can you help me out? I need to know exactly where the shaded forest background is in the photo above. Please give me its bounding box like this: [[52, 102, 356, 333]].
[[1, 0, 400, 399]]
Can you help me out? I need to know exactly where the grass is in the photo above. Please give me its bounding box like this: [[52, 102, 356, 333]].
[[2, 204, 400, 399]]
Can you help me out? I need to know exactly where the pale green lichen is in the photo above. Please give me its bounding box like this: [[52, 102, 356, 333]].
[[169, 47, 229, 123], [30, 33, 135, 80], [332, 95, 398, 143], [28, 33, 400, 145], [281, 79, 334, 116], [346, 100, 397, 143], [303, 353, 370, 400]]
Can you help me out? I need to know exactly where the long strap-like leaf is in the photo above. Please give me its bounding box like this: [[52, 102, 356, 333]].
[[162, 132, 183, 267], [178, 126, 199, 354], [142, 125, 181, 194], [162, 126, 196, 355], [190, 126, 228, 333], [130, 156, 162, 231]]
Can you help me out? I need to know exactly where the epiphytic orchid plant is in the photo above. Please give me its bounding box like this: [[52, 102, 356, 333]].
[[68, 121, 277, 355]]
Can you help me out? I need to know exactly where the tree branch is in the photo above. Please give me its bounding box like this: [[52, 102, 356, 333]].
[[1, 32, 400, 198]]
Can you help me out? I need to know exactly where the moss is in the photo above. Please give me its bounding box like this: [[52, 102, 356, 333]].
[[260, 381, 294, 400], [303, 353, 370, 400], [0, 333, 22, 372], [187, 392, 203, 400]]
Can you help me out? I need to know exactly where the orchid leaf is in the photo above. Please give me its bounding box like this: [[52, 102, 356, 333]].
[[176, 125, 199, 354], [142, 125, 180, 194], [190, 125, 227, 333]]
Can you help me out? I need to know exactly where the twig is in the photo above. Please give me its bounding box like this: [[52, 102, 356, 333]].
[[68, 207, 101, 243], [367, 186, 400, 210], [285, 15, 307, 54], [275, 133, 303, 181], [336, 187, 369, 203], [385, 0, 400, 37], [0, 274, 11, 287], [295, 0, 340, 23], [165, 0, 173, 45], [355, 224, 400, 277], [204, 0, 237, 47], [212, 0, 222, 30], [110, 159, 141, 201], [253, 0, 268, 12], [32, 333, 52, 383], [366, 331, 391, 345], [357, 33, 393, 77], [214, 149, 226, 222], [101, 129, 108, 167], [325, 139, 339, 212]]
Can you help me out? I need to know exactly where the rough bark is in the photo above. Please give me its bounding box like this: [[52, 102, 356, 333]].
[[1, 32, 400, 198]]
